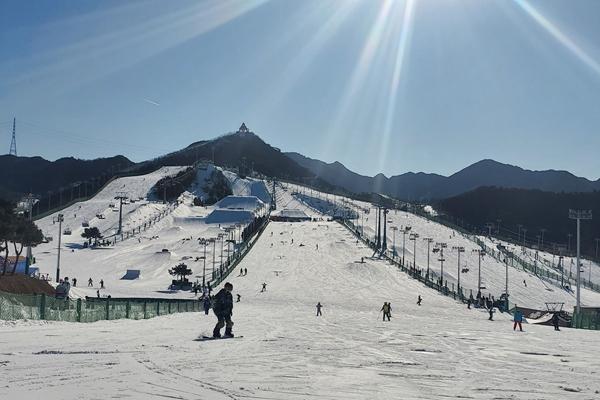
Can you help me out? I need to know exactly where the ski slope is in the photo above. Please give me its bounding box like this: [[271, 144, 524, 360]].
[[29, 166, 269, 299], [3, 220, 600, 399], [278, 182, 600, 310]]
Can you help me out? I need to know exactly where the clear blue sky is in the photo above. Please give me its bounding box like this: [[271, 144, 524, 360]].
[[2, 0, 600, 179]]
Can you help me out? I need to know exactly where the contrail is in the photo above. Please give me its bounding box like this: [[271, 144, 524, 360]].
[[143, 98, 160, 106]]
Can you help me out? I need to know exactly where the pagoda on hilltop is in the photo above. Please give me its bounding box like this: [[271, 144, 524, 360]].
[[237, 123, 251, 134]]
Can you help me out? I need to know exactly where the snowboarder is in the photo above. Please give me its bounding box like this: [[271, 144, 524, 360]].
[[551, 312, 560, 331], [381, 302, 392, 321], [488, 307, 495, 321], [261, 283, 267, 292], [316, 244, 319, 250], [212, 282, 234, 338], [513, 306, 524, 331], [236, 294, 241, 303], [88, 278, 93, 287], [523, 279, 527, 287], [244, 268, 247, 276], [96, 290, 100, 298], [417, 295, 422, 306], [72, 278, 77, 287], [203, 296, 211, 315], [239, 268, 243, 276], [100, 279, 104, 289], [467, 298, 472, 309], [316, 302, 323, 316]]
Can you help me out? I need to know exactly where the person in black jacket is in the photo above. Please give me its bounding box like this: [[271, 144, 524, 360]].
[[212, 282, 234, 338]]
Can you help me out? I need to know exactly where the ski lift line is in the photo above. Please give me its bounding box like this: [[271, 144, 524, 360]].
[[16, 119, 166, 152]]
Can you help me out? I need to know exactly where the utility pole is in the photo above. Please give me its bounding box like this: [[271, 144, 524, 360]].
[[472, 249, 485, 296], [569, 209, 592, 317], [423, 237, 433, 276], [53, 214, 64, 282], [453, 246, 465, 294], [9, 117, 17, 156]]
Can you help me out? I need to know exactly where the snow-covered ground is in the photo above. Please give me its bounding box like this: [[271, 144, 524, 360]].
[[3, 221, 600, 399], [277, 182, 600, 310], [29, 165, 270, 299]]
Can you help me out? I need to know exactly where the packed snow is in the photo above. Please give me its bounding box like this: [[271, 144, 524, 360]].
[[3, 221, 600, 399]]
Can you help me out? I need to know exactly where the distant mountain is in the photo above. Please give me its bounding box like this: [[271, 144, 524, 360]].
[[286, 154, 600, 200], [439, 186, 600, 257], [0, 155, 133, 201]]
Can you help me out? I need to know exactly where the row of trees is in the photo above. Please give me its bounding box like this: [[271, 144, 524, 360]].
[[0, 199, 44, 275]]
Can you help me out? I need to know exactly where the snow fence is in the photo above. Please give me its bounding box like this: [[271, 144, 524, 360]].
[[0, 291, 201, 323]]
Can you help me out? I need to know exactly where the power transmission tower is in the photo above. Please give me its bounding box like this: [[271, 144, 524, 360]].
[[9, 118, 17, 156]]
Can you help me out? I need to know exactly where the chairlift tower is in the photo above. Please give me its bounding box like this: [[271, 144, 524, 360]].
[[114, 192, 128, 235]]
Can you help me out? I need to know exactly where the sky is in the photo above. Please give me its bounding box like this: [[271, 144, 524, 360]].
[[1, 0, 600, 179]]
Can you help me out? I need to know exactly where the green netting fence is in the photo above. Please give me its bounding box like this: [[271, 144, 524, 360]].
[[572, 309, 600, 330], [0, 291, 201, 323]]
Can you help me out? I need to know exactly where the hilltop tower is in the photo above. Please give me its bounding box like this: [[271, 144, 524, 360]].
[[237, 123, 251, 134], [9, 118, 17, 156]]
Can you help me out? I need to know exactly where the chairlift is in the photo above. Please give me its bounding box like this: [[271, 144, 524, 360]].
[[82, 221, 89, 227], [63, 228, 72, 235]]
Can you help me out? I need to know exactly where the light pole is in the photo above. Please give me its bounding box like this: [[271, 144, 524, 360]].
[[53, 213, 64, 282], [567, 233, 572, 254], [472, 249, 485, 295], [391, 226, 398, 258], [410, 233, 420, 269], [198, 238, 208, 287], [453, 246, 465, 294], [569, 209, 592, 316], [402, 226, 412, 266], [437, 242, 447, 286], [540, 228, 547, 250], [423, 237, 433, 276], [211, 238, 216, 275]]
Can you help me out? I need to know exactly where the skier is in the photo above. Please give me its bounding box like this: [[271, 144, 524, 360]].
[[100, 279, 104, 289], [203, 296, 211, 315], [551, 312, 560, 331], [381, 302, 392, 321], [316, 302, 323, 316], [417, 295, 422, 306], [523, 279, 527, 287], [244, 268, 247, 276], [239, 268, 243, 276], [488, 307, 495, 321], [513, 306, 524, 331], [236, 294, 241, 303], [212, 282, 234, 338], [261, 283, 267, 292], [72, 278, 77, 287], [316, 244, 319, 250], [88, 278, 93, 287], [467, 298, 472, 309]]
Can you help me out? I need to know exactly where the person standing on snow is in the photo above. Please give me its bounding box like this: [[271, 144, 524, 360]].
[[316, 302, 323, 316], [203, 296, 211, 315], [551, 312, 560, 331], [488, 307, 495, 321], [381, 302, 392, 321], [417, 295, 422, 306], [513, 306, 524, 331], [261, 283, 267, 292], [212, 282, 234, 338]]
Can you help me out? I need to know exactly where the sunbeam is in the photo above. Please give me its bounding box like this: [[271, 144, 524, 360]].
[[513, 0, 600, 76], [378, 0, 416, 175]]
